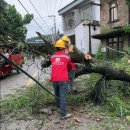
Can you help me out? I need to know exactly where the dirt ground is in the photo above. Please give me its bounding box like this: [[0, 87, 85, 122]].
[[1, 104, 130, 130]]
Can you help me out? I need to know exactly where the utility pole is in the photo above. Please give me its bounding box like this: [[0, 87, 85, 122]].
[[48, 15, 56, 43], [83, 21, 92, 54], [88, 23, 92, 54], [51, 27, 54, 42]]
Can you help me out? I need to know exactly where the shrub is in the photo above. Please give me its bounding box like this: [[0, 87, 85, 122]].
[[107, 95, 130, 117], [96, 46, 105, 60]]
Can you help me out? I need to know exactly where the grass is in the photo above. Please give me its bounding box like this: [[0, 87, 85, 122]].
[[1, 75, 130, 119], [1, 82, 54, 115], [1, 77, 130, 130]]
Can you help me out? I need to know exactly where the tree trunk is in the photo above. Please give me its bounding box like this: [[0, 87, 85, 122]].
[[35, 32, 130, 83]]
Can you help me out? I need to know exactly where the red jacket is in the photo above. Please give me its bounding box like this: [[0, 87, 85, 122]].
[[71, 62, 76, 70], [50, 51, 72, 81]]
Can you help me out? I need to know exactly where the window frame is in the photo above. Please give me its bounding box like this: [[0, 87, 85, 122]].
[[107, 36, 123, 57], [109, 1, 119, 23], [65, 12, 75, 29]]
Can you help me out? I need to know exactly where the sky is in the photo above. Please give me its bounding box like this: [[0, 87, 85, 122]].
[[5, 0, 73, 38]]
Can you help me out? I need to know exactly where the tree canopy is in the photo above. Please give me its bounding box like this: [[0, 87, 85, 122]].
[[0, 1, 33, 42]]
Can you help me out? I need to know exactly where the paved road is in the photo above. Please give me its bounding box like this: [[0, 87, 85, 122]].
[[0, 60, 51, 97]]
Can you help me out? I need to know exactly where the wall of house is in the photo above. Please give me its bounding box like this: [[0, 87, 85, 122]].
[[100, 0, 129, 48], [75, 23, 87, 53], [93, 0, 100, 21], [101, 0, 129, 29], [91, 26, 101, 54], [64, 28, 75, 37], [61, 0, 101, 54], [62, 0, 100, 32], [75, 22, 100, 54]]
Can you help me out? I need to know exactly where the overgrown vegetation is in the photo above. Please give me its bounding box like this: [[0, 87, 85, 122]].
[[0, 1, 33, 42], [126, 0, 130, 6], [1, 74, 130, 118], [1, 83, 54, 114], [100, 24, 130, 35], [1, 49, 130, 118], [111, 56, 130, 73], [83, 74, 130, 117], [95, 45, 105, 60]]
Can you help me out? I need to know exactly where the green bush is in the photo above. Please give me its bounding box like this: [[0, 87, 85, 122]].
[[111, 56, 130, 73], [107, 95, 130, 117], [101, 27, 110, 34], [118, 82, 130, 97], [96, 46, 105, 60]]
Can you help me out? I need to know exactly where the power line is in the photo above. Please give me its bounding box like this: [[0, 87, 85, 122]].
[[48, 15, 57, 42], [0, 53, 57, 98], [0, 8, 52, 43], [17, 0, 46, 34], [105, 46, 126, 54], [28, 0, 51, 30], [0, 7, 25, 41], [0, 4, 44, 41], [0, 8, 37, 42]]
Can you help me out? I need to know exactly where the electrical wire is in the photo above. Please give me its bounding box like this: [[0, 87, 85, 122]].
[[0, 52, 57, 98], [28, 0, 51, 30], [0, 25, 21, 42], [17, 0, 46, 34], [0, 6, 41, 42], [0, 7, 25, 41], [105, 46, 126, 54], [0, 2, 58, 100], [0, 5, 39, 42]]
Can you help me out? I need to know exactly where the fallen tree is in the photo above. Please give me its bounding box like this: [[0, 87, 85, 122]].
[[1, 32, 130, 103], [34, 32, 130, 82], [32, 32, 130, 103]]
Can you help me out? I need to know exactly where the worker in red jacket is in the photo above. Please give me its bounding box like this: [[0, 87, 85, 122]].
[[50, 40, 73, 119], [62, 36, 77, 91]]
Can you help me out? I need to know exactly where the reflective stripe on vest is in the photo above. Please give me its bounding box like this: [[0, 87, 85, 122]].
[[51, 54, 70, 59]]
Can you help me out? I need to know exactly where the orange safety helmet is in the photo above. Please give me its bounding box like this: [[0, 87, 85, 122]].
[[55, 40, 66, 48]]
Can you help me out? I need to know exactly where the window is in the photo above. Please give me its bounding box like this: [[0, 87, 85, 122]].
[[107, 37, 123, 58], [81, 5, 93, 21], [65, 13, 75, 29], [109, 1, 118, 22]]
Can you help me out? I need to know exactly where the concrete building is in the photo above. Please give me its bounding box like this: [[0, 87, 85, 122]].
[[58, 0, 100, 54], [93, 0, 130, 58]]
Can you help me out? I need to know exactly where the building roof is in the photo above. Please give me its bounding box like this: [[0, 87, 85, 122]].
[[92, 27, 130, 39], [58, 0, 91, 15]]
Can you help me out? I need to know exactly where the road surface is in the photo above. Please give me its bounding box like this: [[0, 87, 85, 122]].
[[0, 59, 51, 97]]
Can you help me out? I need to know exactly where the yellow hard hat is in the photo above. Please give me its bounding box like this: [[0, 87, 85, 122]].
[[62, 36, 70, 42], [55, 40, 65, 48]]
